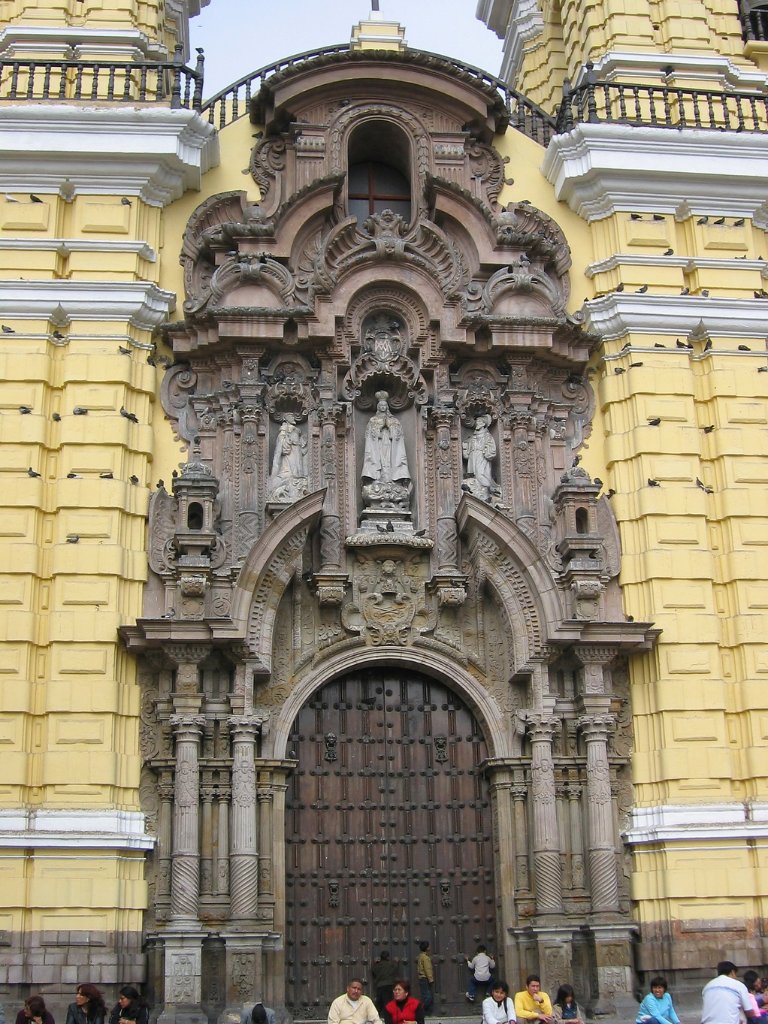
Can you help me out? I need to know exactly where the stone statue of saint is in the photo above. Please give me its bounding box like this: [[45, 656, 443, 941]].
[[266, 413, 308, 503], [462, 414, 500, 502], [362, 391, 411, 485]]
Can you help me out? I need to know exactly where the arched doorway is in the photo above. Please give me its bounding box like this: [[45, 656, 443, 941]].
[[285, 669, 496, 1017]]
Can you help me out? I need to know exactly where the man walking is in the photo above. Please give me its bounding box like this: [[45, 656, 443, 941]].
[[702, 962, 756, 1024], [328, 980, 382, 1024]]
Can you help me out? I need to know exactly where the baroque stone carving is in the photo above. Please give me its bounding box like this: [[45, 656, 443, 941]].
[[462, 414, 501, 502], [361, 392, 412, 512], [266, 414, 309, 504], [342, 312, 428, 409], [342, 556, 426, 647]]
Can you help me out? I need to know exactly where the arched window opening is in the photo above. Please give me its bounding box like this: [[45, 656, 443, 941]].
[[348, 121, 412, 223], [575, 507, 589, 534], [187, 502, 204, 530]]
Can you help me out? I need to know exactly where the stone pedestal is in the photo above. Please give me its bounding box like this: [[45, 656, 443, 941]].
[[587, 924, 636, 1017], [535, 926, 576, 998], [157, 931, 208, 1024]]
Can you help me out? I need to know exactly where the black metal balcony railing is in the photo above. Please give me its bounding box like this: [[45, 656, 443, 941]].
[[201, 44, 557, 145], [0, 45, 204, 110], [739, 0, 768, 41], [556, 63, 768, 134]]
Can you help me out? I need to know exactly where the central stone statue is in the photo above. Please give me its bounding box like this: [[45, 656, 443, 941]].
[[361, 391, 412, 512]]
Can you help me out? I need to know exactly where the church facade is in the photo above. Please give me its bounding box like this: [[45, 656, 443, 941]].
[[0, 1, 766, 1021]]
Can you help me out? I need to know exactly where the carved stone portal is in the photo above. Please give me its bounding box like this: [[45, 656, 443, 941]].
[[121, 45, 658, 1024]]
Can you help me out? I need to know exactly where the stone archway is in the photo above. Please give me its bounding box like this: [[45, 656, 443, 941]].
[[284, 667, 497, 1018]]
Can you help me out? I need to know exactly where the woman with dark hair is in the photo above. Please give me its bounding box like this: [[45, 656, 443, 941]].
[[636, 976, 680, 1024], [552, 985, 584, 1024], [482, 982, 515, 1024], [109, 987, 148, 1024], [15, 996, 55, 1024], [65, 985, 107, 1024], [383, 981, 424, 1024]]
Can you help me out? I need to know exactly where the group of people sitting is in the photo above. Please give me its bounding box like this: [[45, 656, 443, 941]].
[[11, 986, 148, 1024], [478, 975, 582, 1024], [466, 947, 582, 1024], [328, 970, 581, 1024]]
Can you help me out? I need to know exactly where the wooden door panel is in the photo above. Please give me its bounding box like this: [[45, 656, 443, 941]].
[[286, 672, 495, 1017]]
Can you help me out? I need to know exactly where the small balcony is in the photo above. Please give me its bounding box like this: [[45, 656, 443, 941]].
[[556, 64, 768, 135], [0, 45, 204, 109]]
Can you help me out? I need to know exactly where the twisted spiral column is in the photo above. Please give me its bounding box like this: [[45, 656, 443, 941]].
[[527, 715, 563, 914], [229, 716, 262, 921], [578, 714, 619, 913], [169, 714, 205, 924]]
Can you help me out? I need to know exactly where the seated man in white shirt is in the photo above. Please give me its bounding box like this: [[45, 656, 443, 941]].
[[702, 961, 757, 1024], [328, 980, 383, 1024]]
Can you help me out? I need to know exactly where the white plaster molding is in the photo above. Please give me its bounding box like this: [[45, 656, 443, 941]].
[[475, 0, 513, 39], [499, 0, 545, 88], [0, 27, 166, 61], [624, 803, 768, 844], [2, 239, 157, 262], [0, 280, 176, 329], [582, 293, 768, 340], [0, 106, 219, 207], [0, 809, 155, 850], [543, 123, 768, 221], [585, 254, 768, 278], [581, 51, 768, 91]]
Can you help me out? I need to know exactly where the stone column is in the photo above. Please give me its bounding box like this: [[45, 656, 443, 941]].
[[511, 783, 531, 893], [318, 403, 345, 568], [169, 714, 205, 927], [565, 783, 586, 890], [429, 406, 459, 571], [257, 784, 275, 909], [486, 764, 518, 981], [509, 411, 536, 519], [577, 714, 619, 914], [156, 775, 174, 915], [215, 784, 230, 897], [526, 714, 563, 915], [229, 716, 261, 923], [200, 784, 214, 898]]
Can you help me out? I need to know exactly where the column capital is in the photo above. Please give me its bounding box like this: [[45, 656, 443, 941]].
[[522, 712, 559, 741], [573, 644, 619, 667], [169, 713, 206, 736], [164, 643, 212, 666], [317, 401, 349, 428], [577, 714, 616, 739], [228, 714, 268, 737]]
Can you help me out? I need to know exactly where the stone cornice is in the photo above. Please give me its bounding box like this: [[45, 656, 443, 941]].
[[583, 293, 768, 340], [0, 105, 219, 207], [624, 803, 768, 844], [1, 238, 157, 262], [0, 809, 155, 850], [499, 0, 544, 88], [0, 280, 176, 329], [0, 26, 167, 60], [581, 51, 768, 91], [543, 123, 768, 221], [585, 254, 768, 279]]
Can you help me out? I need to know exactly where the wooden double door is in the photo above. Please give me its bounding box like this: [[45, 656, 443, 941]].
[[285, 670, 496, 1017]]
